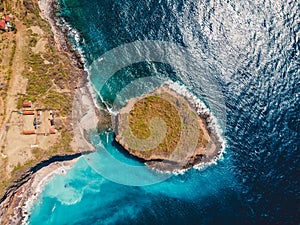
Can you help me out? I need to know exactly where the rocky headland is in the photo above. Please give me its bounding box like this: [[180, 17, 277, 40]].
[[115, 85, 222, 172], [0, 0, 109, 224]]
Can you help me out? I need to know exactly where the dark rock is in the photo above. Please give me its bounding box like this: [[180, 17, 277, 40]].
[[54, 118, 63, 130], [23, 1, 35, 12]]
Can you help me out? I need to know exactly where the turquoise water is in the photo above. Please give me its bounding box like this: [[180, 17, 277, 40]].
[[29, 134, 237, 224], [29, 0, 299, 224]]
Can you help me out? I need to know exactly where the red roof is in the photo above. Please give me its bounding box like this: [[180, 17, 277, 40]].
[[22, 101, 32, 107], [49, 128, 56, 134], [22, 110, 35, 115], [5, 16, 10, 22], [0, 20, 5, 29], [23, 130, 36, 135]]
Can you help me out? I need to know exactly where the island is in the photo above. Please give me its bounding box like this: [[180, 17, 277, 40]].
[[115, 85, 222, 172], [0, 0, 223, 223]]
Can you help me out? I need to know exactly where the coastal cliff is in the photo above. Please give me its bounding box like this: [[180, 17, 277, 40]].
[[0, 0, 106, 224], [115, 85, 222, 172]]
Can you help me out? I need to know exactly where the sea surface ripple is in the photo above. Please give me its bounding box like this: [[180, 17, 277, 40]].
[[29, 0, 299, 224]]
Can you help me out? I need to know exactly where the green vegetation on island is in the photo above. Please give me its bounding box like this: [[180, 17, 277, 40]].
[[115, 85, 217, 171]]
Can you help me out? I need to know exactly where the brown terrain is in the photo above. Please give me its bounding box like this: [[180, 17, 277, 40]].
[[115, 85, 220, 172], [0, 0, 93, 223], [0, 0, 223, 223]]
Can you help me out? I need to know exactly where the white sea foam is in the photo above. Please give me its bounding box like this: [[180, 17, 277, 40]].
[[22, 164, 72, 225], [43, 0, 226, 178], [162, 81, 226, 174], [53, 5, 88, 67], [167, 81, 225, 137]]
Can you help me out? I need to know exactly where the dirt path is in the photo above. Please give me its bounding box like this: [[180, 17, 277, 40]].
[[0, 20, 30, 175], [0, 20, 28, 151], [5, 20, 28, 118]]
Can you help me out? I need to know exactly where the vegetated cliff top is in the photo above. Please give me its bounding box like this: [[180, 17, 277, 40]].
[[115, 85, 218, 171]]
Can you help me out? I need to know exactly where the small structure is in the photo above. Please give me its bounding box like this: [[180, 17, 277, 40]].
[[4, 16, 10, 23], [0, 20, 5, 30], [49, 128, 56, 134], [0, 16, 12, 31], [23, 130, 36, 135], [54, 118, 63, 130], [33, 117, 40, 129], [23, 110, 35, 115], [22, 101, 32, 108]]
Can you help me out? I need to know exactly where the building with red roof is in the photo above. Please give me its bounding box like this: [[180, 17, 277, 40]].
[[22, 110, 35, 115], [22, 101, 32, 108], [5, 16, 10, 23], [23, 130, 36, 135], [49, 128, 57, 134], [0, 20, 5, 30]]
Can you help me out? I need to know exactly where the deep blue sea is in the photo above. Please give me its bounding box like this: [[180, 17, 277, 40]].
[[29, 0, 299, 224]]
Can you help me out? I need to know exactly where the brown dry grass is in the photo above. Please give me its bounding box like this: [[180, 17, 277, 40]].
[[116, 86, 212, 168], [129, 96, 181, 157], [0, 0, 82, 198]]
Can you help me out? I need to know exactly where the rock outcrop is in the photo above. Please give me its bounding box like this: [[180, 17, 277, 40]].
[[115, 85, 221, 172]]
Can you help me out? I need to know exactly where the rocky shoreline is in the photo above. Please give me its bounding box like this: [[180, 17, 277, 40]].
[[0, 0, 225, 223], [0, 0, 106, 224], [167, 82, 225, 171], [0, 155, 83, 225], [115, 84, 225, 172]]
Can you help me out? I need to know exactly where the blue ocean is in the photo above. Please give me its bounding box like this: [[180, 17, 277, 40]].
[[29, 0, 299, 224]]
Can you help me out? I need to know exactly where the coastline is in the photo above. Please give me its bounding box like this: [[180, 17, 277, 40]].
[[19, 0, 114, 222], [0, 0, 225, 223], [0, 0, 102, 224], [167, 82, 226, 173], [115, 82, 226, 173], [20, 0, 100, 222], [7, 157, 80, 225], [37, 0, 225, 175]]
